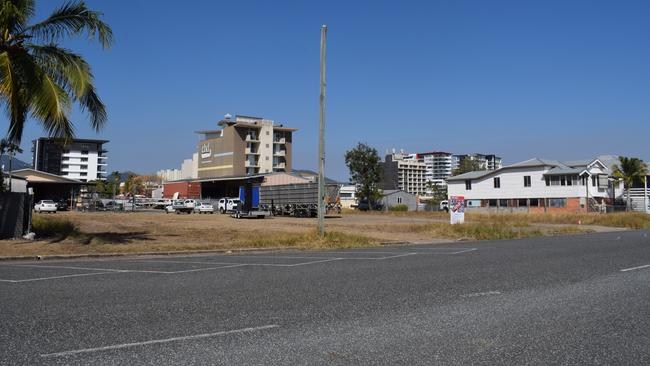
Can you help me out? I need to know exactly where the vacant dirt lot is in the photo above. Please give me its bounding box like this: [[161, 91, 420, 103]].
[[2, 210, 635, 257]]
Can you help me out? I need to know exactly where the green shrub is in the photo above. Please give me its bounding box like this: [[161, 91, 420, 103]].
[[389, 204, 409, 212]]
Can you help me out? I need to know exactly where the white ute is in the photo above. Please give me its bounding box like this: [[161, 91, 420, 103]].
[[218, 198, 240, 214]]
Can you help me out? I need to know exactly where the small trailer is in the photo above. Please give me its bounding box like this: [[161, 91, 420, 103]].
[[232, 183, 268, 219]]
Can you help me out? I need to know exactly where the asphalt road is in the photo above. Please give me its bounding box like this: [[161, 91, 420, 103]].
[[1, 230, 650, 365]]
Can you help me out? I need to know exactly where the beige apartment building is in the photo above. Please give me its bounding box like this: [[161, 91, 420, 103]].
[[195, 115, 296, 178]]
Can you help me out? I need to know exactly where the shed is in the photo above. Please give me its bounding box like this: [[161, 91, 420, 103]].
[[379, 190, 418, 211]]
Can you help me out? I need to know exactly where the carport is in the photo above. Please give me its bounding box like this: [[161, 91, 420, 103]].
[[197, 174, 265, 200], [10, 168, 89, 204]]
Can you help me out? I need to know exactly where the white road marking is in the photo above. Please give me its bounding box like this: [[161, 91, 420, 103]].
[[40, 324, 280, 358], [167, 264, 248, 273], [449, 248, 478, 254], [9, 264, 172, 274], [0, 272, 115, 283], [620, 264, 650, 272], [461, 291, 502, 298], [342, 253, 418, 260], [137, 258, 344, 267]]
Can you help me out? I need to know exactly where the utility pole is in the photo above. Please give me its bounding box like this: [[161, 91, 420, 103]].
[[317, 25, 327, 236]]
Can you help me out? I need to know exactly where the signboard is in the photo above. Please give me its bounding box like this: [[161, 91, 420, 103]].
[[450, 196, 465, 225]]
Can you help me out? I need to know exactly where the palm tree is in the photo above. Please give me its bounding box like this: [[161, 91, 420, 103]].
[[613, 156, 648, 211], [0, 0, 113, 144]]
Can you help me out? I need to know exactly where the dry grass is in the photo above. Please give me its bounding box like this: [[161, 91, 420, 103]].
[[0, 209, 632, 257]]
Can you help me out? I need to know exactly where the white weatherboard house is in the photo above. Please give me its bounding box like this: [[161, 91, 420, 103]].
[[446, 155, 648, 213]]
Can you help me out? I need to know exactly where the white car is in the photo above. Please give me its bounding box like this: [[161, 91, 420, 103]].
[[183, 199, 197, 209], [164, 204, 176, 214], [194, 202, 215, 214], [34, 200, 58, 213], [218, 198, 240, 214]]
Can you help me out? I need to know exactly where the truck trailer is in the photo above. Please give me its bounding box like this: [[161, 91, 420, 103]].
[[237, 182, 341, 218]]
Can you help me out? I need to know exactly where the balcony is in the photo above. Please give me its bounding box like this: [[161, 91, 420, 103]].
[[245, 160, 259, 168], [273, 150, 286, 157], [245, 135, 259, 142], [245, 148, 260, 155], [274, 162, 286, 169], [273, 137, 286, 144]]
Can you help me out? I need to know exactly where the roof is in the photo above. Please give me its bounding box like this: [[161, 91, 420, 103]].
[[34, 137, 109, 144], [507, 158, 567, 169], [381, 189, 415, 197], [11, 169, 87, 184], [544, 167, 586, 175], [446, 170, 494, 181]]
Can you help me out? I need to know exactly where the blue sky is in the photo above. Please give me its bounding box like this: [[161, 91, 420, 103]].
[[7, 0, 650, 180]]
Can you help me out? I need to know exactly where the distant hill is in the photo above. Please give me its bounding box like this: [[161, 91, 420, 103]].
[[0, 155, 30, 171]]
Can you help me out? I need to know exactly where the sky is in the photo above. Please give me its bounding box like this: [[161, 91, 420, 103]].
[[6, 0, 650, 181]]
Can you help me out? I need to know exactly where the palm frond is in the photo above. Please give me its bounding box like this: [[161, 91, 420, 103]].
[[22, 1, 113, 48], [0, 0, 35, 34], [0, 50, 29, 143], [27, 44, 106, 131]]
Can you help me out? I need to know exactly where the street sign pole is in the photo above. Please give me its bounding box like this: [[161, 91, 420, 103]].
[[318, 25, 327, 236]]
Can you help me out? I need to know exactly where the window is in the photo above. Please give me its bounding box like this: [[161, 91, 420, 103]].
[[518, 198, 528, 207], [524, 176, 531, 187], [499, 199, 508, 207], [549, 198, 566, 208], [265, 156, 269, 160], [489, 199, 497, 207], [81, 157, 88, 162], [545, 176, 550, 186], [266, 131, 270, 135], [81, 150, 89, 155], [397, 197, 403, 204], [80, 172, 87, 176], [493, 177, 500, 188], [266, 144, 269, 148], [465, 180, 472, 190], [592, 176, 597, 187], [550, 176, 560, 186], [529, 198, 539, 207], [567, 176, 572, 186], [560, 176, 566, 186]]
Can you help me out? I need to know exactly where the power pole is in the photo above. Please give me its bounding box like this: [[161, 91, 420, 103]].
[[318, 25, 327, 236]]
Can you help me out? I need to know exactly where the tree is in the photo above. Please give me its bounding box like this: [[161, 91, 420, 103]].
[[425, 181, 447, 204], [124, 173, 144, 196], [0, 0, 113, 144], [452, 157, 483, 176], [613, 156, 648, 211], [344, 143, 382, 207], [0, 137, 22, 191], [0, 138, 8, 191]]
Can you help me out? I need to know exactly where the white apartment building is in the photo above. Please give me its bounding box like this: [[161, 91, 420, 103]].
[[381, 151, 426, 196], [32, 138, 108, 182], [447, 155, 634, 212], [157, 168, 183, 182], [452, 154, 502, 171], [413, 151, 452, 188]]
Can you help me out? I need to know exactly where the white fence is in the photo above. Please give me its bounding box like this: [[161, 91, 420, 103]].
[[626, 188, 649, 213]]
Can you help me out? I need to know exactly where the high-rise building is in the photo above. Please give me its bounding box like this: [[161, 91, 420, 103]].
[[452, 154, 502, 172], [195, 115, 296, 178], [414, 151, 453, 187], [381, 151, 426, 196], [32, 138, 108, 182]]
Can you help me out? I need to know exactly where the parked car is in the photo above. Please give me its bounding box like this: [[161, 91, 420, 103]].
[[355, 200, 383, 211], [153, 199, 172, 209], [165, 200, 184, 214], [218, 198, 240, 214], [55, 199, 69, 211], [439, 200, 449, 212], [194, 202, 215, 214], [34, 200, 58, 213], [171, 199, 197, 214]]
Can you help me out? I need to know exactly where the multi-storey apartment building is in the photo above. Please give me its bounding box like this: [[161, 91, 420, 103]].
[[195, 115, 296, 178], [381, 152, 426, 196], [414, 151, 452, 187], [452, 153, 502, 172], [32, 138, 108, 182]]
